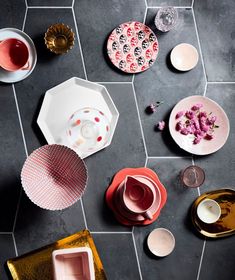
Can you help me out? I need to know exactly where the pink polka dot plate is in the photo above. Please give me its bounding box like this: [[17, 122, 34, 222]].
[[21, 144, 88, 210], [107, 21, 159, 73]]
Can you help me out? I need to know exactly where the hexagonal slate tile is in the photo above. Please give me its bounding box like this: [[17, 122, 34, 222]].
[[37, 77, 119, 158], [134, 8, 206, 157]]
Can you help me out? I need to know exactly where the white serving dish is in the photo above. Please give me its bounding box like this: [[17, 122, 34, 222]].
[[0, 28, 37, 83], [37, 77, 119, 158], [52, 247, 95, 280]]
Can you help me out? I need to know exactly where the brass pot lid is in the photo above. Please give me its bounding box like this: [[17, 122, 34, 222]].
[[191, 188, 235, 238]]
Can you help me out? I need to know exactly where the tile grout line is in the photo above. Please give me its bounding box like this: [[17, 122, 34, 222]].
[[72, 7, 88, 80], [27, 6, 72, 9], [147, 6, 192, 9], [24, 0, 28, 7], [191, 8, 207, 83], [79, 198, 88, 229], [132, 228, 143, 280], [95, 81, 133, 84], [191, 0, 195, 8], [148, 156, 192, 159], [207, 81, 235, 84], [72, 0, 75, 8], [131, 83, 148, 158], [203, 82, 207, 97], [71, 4, 89, 229], [0, 232, 13, 234], [12, 233, 18, 257], [196, 239, 206, 280]]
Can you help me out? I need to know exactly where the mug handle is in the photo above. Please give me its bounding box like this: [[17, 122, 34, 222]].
[[144, 210, 153, 220], [21, 61, 30, 70]]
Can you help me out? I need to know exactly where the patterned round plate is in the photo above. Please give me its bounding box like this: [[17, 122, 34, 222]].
[[107, 21, 159, 73], [21, 144, 88, 210]]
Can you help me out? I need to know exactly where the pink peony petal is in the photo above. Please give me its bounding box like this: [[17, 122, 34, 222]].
[[191, 103, 203, 111], [181, 128, 189, 135], [158, 121, 165, 131], [185, 111, 195, 120], [204, 134, 213, 140], [193, 136, 202, 144], [176, 111, 184, 119]]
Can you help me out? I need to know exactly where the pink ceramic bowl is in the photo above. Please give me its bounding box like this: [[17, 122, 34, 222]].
[[21, 144, 88, 210]]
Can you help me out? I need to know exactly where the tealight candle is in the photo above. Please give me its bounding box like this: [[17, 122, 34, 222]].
[[197, 199, 221, 224]]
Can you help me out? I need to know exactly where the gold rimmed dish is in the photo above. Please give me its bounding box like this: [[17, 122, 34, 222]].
[[44, 23, 75, 54], [7, 230, 107, 280], [191, 189, 235, 238]]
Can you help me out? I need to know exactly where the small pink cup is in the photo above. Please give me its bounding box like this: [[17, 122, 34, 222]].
[[119, 175, 161, 220], [0, 38, 30, 71]]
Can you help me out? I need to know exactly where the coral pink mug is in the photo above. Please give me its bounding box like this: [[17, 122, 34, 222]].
[[0, 38, 30, 71]]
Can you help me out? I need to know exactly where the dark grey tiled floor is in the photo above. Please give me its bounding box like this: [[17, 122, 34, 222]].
[[0, 235, 16, 280], [147, 0, 192, 6], [27, 0, 73, 6], [199, 238, 235, 280], [0, 85, 25, 232], [74, 0, 145, 82], [93, 233, 140, 280], [14, 192, 85, 255], [194, 0, 235, 82], [134, 158, 204, 280], [0, 0, 26, 29], [83, 84, 145, 231], [0, 1, 235, 280], [15, 8, 85, 154], [134, 8, 206, 156], [195, 84, 235, 190]]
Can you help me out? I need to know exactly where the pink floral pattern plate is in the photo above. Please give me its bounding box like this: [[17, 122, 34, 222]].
[[169, 96, 230, 155], [107, 21, 159, 73]]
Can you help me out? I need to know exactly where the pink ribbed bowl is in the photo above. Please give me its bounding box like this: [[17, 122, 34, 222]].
[[21, 144, 88, 210]]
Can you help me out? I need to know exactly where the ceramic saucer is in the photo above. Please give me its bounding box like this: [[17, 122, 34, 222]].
[[106, 167, 167, 226], [0, 28, 37, 83]]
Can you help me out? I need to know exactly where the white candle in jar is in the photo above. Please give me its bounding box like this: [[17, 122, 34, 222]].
[[197, 199, 221, 224]]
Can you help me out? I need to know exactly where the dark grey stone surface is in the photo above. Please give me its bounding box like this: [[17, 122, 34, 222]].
[[74, 0, 145, 82], [134, 8, 206, 156], [0, 0, 26, 29], [0, 234, 15, 280], [134, 158, 204, 280], [194, 0, 235, 82], [0, 1, 235, 280], [93, 233, 140, 280], [14, 192, 85, 255], [27, 0, 72, 6], [14, 8, 85, 154], [0, 85, 25, 232], [194, 84, 235, 190], [147, 0, 192, 6], [199, 238, 235, 280], [83, 84, 145, 231]]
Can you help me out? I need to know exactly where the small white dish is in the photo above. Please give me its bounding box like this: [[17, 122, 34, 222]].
[[170, 43, 199, 71], [52, 247, 95, 280], [37, 77, 119, 159], [147, 228, 175, 257], [197, 198, 221, 224], [0, 28, 37, 83]]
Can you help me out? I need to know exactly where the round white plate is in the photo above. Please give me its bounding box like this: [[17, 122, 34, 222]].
[[0, 28, 37, 83], [170, 43, 199, 71], [169, 95, 230, 155]]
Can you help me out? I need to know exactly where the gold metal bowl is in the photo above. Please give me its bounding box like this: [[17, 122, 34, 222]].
[[44, 23, 75, 54]]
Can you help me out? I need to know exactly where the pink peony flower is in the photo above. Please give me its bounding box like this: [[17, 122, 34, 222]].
[[193, 136, 202, 144], [180, 128, 189, 135], [176, 121, 183, 131], [185, 111, 195, 120], [200, 123, 209, 132], [204, 134, 213, 140], [176, 111, 184, 119], [191, 103, 203, 111], [149, 103, 157, 113], [157, 121, 165, 131], [198, 111, 207, 118]]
